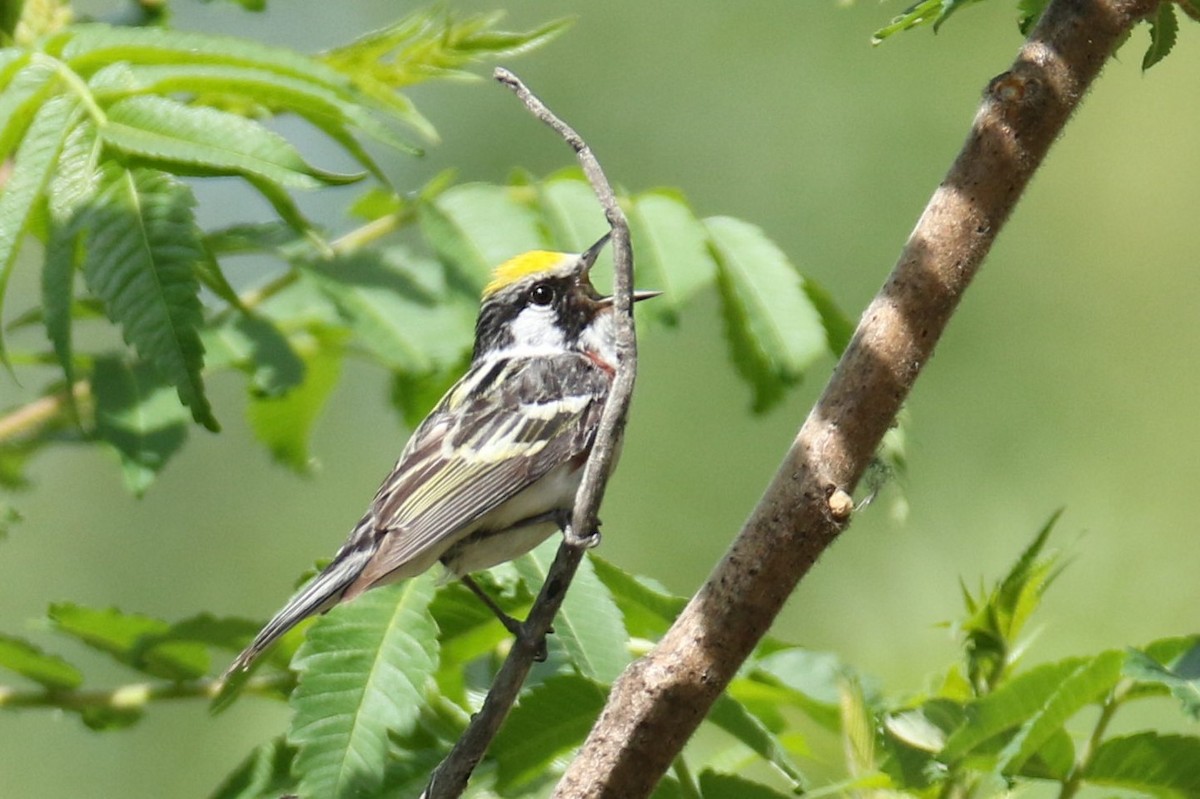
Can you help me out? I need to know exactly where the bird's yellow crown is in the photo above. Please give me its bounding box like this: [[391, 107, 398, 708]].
[[484, 250, 568, 296]]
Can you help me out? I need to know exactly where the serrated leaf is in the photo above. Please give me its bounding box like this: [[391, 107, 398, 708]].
[[709, 693, 807, 786], [101, 95, 358, 188], [59, 24, 355, 95], [91, 356, 189, 495], [1143, 2, 1178, 70], [80, 165, 217, 429], [302, 249, 474, 373], [209, 737, 298, 799], [288, 576, 439, 799], [246, 331, 341, 473], [941, 656, 1090, 762], [420, 183, 547, 290], [873, 0, 941, 43], [491, 673, 608, 790], [1084, 732, 1200, 797], [515, 540, 631, 684], [428, 575, 531, 703], [87, 61, 408, 171], [999, 649, 1124, 773], [48, 602, 208, 680], [588, 555, 685, 640], [629, 189, 715, 323], [0, 93, 82, 363], [697, 770, 795, 799], [0, 633, 82, 689], [706, 216, 826, 413], [0, 57, 55, 163], [1125, 639, 1200, 719]]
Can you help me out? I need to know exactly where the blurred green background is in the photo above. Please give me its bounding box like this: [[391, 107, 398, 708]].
[[4, 0, 1199, 795]]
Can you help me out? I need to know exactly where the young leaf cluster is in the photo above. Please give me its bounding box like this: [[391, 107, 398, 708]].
[[873, 0, 1199, 70]]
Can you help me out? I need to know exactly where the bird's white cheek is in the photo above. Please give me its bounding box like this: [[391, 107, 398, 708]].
[[509, 306, 565, 350]]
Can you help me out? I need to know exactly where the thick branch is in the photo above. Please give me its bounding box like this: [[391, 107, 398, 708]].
[[554, 0, 1158, 796], [421, 69, 640, 799]]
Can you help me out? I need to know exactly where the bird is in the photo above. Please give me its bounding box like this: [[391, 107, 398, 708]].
[[223, 233, 657, 677]]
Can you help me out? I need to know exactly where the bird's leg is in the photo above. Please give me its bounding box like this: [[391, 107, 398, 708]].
[[561, 509, 601, 549], [459, 574, 549, 662]]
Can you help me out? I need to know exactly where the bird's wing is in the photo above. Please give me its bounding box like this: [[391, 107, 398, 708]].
[[349, 353, 609, 590]]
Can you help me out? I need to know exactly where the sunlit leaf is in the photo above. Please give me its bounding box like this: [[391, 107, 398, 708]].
[[0, 93, 82, 363], [516, 541, 630, 683], [588, 556, 685, 640], [697, 770, 795, 799], [1125, 638, 1200, 720], [47, 602, 208, 680], [1084, 732, 1200, 797], [288, 576, 438, 799], [0, 633, 82, 689], [705, 216, 826, 413], [629, 188, 715, 323], [709, 693, 807, 786]]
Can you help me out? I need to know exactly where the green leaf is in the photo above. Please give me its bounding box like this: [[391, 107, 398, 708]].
[[0, 633, 82, 689], [1125, 639, 1200, 720], [709, 693, 807, 786], [629, 189, 715, 323], [419, 183, 547, 290], [59, 24, 356, 94], [201, 312, 306, 397], [288, 576, 439, 799], [491, 673, 608, 790], [753, 648, 845, 731], [516, 541, 631, 684], [873, 0, 940, 43], [0, 57, 55, 163], [999, 649, 1124, 773], [697, 770, 795, 799], [87, 61, 408, 171], [81, 165, 217, 429], [390, 356, 467, 429], [101, 95, 359, 187], [91, 356, 190, 495], [48, 602, 209, 680], [1143, 2, 1178, 70], [941, 656, 1091, 762], [43, 119, 100, 399], [1084, 732, 1200, 797], [302, 249, 475, 373], [429, 575, 530, 703], [536, 171, 607, 253], [209, 737, 298, 799], [1017, 0, 1051, 34], [0, 93, 82, 363], [589, 555, 685, 639], [246, 330, 342, 473], [705, 216, 826, 413]]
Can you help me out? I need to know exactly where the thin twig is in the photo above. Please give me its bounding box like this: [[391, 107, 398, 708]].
[[421, 68, 640, 799], [553, 0, 1158, 796]]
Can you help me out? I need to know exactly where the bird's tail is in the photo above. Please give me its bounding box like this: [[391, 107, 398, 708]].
[[222, 537, 376, 680]]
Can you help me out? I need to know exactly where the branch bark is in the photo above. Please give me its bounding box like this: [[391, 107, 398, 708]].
[[422, 68, 641, 799], [554, 0, 1158, 795]]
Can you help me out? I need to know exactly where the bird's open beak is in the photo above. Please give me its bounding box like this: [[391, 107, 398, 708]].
[[583, 233, 661, 306]]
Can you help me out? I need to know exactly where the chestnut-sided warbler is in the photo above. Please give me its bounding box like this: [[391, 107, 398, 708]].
[[225, 234, 657, 675]]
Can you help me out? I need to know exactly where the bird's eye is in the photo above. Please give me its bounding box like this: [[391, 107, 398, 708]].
[[529, 283, 556, 307]]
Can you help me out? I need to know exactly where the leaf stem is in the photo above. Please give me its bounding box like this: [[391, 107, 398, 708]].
[[0, 672, 292, 712], [1058, 681, 1128, 799]]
